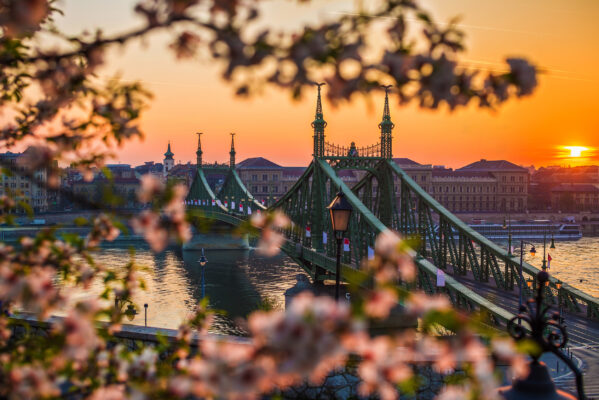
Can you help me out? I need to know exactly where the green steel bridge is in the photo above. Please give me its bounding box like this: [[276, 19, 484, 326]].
[[184, 85, 599, 333]]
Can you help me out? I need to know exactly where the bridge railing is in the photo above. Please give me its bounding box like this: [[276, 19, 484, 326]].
[[385, 160, 599, 320]]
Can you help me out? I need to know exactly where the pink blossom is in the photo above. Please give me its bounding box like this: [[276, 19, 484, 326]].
[[364, 287, 398, 319], [405, 292, 451, 316]]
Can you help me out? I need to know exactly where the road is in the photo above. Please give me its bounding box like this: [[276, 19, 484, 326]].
[[456, 276, 599, 399]]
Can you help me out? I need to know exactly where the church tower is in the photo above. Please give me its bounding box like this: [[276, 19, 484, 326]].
[[163, 141, 175, 176], [378, 85, 394, 159]]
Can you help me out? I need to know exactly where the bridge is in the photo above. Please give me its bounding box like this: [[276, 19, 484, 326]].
[[185, 84, 599, 332]]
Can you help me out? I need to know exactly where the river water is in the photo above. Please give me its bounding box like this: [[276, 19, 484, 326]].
[[68, 243, 307, 335], [68, 236, 599, 333]]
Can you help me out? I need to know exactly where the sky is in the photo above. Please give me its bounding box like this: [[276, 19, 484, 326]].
[[54, 0, 599, 168]]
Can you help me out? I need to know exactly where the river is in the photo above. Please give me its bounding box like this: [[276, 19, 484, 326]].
[[65, 236, 599, 334]]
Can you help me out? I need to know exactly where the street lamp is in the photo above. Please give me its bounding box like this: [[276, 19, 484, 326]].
[[498, 271, 584, 400], [199, 248, 208, 299], [327, 191, 353, 301], [502, 212, 512, 256], [556, 280, 563, 323]]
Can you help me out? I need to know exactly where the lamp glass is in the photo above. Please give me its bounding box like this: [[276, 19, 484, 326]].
[[327, 192, 353, 233], [526, 279, 533, 288], [199, 256, 207, 267], [529, 246, 536, 257], [556, 281, 562, 290], [329, 208, 351, 232]]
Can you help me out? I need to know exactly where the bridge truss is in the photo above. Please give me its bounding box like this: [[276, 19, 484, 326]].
[[184, 86, 599, 327]]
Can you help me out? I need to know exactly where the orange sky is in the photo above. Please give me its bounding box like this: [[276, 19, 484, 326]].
[[56, 0, 599, 168]]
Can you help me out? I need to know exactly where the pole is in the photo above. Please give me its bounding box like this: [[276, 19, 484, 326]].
[[542, 229, 547, 270], [201, 264, 205, 299], [518, 240, 524, 325], [144, 303, 148, 327], [335, 236, 342, 301]]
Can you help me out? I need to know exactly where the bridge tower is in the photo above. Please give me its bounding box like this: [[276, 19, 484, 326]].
[[379, 85, 395, 159], [229, 133, 236, 168], [311, 83, 327, 158], [196, 132, 203, 167]]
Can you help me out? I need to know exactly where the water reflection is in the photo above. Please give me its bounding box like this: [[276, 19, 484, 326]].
[[76, 241, 307, 335], [496, 237, 599, 297]]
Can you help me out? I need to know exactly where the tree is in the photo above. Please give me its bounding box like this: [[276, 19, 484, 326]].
[[0, 1, 537, 399]]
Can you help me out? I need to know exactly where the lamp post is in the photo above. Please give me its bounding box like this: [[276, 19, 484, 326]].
[[518, 241, 537, 324], [327, 191, 353, 301], [498, 270, 586, 400], [556, 280, 564, 324], [502, 212, 512, 256], [144, 303, 148, 327], [199, 248, 208, 299]]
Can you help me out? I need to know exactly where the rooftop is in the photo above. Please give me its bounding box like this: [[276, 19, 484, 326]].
[[237, 157, 282, 169], [458, 159, 528, 173], [551, 184, 599, 193]]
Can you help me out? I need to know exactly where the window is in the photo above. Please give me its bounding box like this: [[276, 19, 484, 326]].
[[273, 175, 278, 181], [252, 186, 258, 192], [262, 186, 268, 193], [421, 176, 426, 182], [262, 174, 267, 181], [502, 176, 506, 182], [251, 174, 257, 181], [271, 186, 278, 193], [519, 176, 523, 182], [510, 176, 515, 182]]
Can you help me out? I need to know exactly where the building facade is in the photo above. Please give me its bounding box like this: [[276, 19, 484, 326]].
[[0, 149, 50, 213], [550, 184, 599, 212]]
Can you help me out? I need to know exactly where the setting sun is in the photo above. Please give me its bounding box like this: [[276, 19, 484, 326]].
[[563, 146, 589, 158]]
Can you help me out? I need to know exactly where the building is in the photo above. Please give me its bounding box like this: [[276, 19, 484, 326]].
[[237, 157, 358, 206], [550, 184, 599, 212], [455, 159, 529, 212], [0, 149, 50, 213], [72, 164, 140, 208], [530, 165, 599, 211], [134, 161, 163, 179], [168, 162, 197, 187]]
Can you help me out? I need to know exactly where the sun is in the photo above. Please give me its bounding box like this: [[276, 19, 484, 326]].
[[563, 146, 588, 158]]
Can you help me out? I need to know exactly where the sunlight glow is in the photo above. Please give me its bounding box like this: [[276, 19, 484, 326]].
[[563, 146, 588, 158]]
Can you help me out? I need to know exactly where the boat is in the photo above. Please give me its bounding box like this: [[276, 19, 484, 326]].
[[467, 220, 582, 241]]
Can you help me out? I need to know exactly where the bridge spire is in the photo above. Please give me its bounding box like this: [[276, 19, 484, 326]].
[[229, 132, 236, 168], [196, 132, 203, 168], [311, 83, 327, 158], [378, 85, 395, 159]]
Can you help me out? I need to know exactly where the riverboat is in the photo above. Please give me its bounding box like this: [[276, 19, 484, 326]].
[[468, 220, 582, 241]]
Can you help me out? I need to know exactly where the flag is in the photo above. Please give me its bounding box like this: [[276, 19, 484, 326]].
[[261, 199, 265, 205], [224, 201, 228, 208], [510, 245, 514, 254], [212, 199, 215, 206], [343, 238, 350, 252], [436, 269, 445, 287], [322, 232, 327, 244], [547, 254, 552, 269], [306, 226, 311, 237], [247, 206, 252, 215], [367, 246, 374, 260], [239, 203, 243, 212], [232, 201, 235, 209]]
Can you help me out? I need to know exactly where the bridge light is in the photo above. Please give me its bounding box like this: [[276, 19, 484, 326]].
[[529, 246, 536, 257], [327, 192, 353, 234], [526, 278, 533, 289], [556, 280, 562, 290], [550, 236, 556, 249]]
